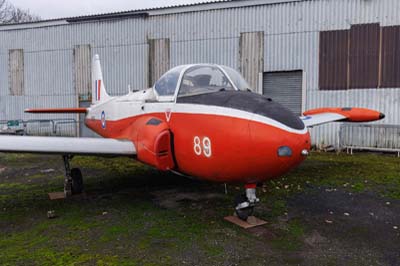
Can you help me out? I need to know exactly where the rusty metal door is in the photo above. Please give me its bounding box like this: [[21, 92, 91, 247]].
[[148, 38, 170, 87], [9, 49, 24, 96], [74, 45, 92, 101], [239, 32, 264, 94]]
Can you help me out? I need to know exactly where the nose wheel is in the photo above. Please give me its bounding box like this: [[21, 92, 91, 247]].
[[234, 184, 260, 221]]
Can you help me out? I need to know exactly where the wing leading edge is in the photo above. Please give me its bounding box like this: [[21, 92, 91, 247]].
[[0, 136, 136, 156], [301, 107, 385, 127]]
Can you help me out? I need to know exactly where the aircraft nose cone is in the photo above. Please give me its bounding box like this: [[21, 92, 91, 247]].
[[379, 113, 385, 119]]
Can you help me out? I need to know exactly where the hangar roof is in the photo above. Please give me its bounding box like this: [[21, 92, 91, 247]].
[[0, 0, 303, 30]]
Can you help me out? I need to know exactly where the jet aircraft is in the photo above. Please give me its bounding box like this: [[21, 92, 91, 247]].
[[0, 55, 384, 220]]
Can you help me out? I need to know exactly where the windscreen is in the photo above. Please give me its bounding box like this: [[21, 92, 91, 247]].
[[221, 66, 252, 91], [178, 66, 235, 97], [154, 66, 185, 96]]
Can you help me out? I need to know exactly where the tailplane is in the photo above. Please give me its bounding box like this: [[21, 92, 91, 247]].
[[92, 54, 110, 104]]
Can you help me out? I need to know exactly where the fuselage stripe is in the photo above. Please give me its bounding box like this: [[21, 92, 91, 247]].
[[88, 101, 308, 135]]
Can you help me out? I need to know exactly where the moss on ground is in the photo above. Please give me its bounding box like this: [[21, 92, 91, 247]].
[[0, 152, 399, 265]]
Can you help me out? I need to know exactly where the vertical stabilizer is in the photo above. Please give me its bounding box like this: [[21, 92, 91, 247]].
[[92, 54, 110, 104]]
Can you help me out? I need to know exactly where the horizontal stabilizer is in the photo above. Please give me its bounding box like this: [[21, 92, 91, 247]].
[[25, 108, 87, 114]]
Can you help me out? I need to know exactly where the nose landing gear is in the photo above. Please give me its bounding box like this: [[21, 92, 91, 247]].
[[234, 184, 260, 221]]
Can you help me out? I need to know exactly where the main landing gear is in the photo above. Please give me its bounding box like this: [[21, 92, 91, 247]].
[[234, 184, 260, 221], [63, 155, 84, 197]]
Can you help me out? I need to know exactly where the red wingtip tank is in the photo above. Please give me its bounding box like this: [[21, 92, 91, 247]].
[[303, 108, 385, 122]]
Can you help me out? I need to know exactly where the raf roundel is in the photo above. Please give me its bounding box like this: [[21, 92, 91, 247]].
[[101, 111, 106, 129]]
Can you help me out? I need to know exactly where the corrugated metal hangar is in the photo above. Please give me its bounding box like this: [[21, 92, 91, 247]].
[[0, 0, 399, 150]]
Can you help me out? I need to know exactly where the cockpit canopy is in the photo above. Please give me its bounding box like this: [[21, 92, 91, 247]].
[[153, 64, 251, 101]]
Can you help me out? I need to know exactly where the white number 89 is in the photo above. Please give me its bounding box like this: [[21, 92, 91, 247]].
[[194, 136, 212, 157]]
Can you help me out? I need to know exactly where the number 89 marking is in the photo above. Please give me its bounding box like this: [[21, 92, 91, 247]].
[[194, 136, 212, 158]]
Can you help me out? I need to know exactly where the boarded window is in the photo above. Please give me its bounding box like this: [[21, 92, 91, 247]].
[[319, 30, 349, 90], [240, 32, 264, 93], [74, 45, 92, 101], [381, 26, 400, 88], [9, 49, 24, 96], [349, 24, 380, 89], [148, 38, 170, 87]]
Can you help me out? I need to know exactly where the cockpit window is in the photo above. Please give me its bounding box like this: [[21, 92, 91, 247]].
[[154, 66, 185, 96], [178, 66, 235, 97], [221, 66, 252, 91]]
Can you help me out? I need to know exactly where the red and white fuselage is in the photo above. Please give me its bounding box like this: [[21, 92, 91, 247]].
[[22, 57, 383, 187], [85, 65, 311, 184], [1, 53, 382, 222], [8, 55, 383, 220]]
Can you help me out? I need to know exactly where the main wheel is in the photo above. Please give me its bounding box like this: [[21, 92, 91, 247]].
[[234, 194, 254, 221], [71, 168, 83, 194]]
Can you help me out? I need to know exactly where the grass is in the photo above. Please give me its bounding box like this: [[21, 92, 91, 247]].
[[263, 151, 400, 200], [270, 219, 305, 252], [0, 152, 399, 265]]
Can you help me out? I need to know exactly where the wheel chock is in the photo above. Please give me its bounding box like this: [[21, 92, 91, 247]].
[[224, 215, 267, 229]]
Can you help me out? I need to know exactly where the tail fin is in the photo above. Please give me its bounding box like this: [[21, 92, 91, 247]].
[[92, 54, 110, 104]]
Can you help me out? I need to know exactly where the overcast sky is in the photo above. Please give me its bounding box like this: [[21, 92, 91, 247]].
[[9, 0, 224, 19]]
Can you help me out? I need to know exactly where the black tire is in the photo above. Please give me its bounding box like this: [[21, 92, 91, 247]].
[[235, 207, 254, 221], [234, 194, 248, 207], [71, 168, 83, 194], [234, 194, 254, 221]]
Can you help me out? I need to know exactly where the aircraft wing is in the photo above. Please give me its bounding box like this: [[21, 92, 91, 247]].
[[0, 136, 136, 156], [301, 107, 385, 128], [301, 113, 347, 127]]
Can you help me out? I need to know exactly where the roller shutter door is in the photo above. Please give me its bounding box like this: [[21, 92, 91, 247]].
[[263, 71, 303, 115]]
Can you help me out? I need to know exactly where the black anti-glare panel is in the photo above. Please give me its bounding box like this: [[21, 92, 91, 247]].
[[177, 91, 305, 130]]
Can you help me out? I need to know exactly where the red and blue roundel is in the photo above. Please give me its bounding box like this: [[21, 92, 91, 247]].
[[101, 111, 106, 129]]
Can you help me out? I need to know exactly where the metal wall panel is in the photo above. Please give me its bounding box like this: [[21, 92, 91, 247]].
[[93, 44, 148, 96], [170, 38, 239, 68], [74, 45, 92, 99], [240, 32, 264, 93], [263, 71, 303, 115], [0, 0, 398, 143], [9, 49, 24, 96], [24, 50, 74, 96]]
